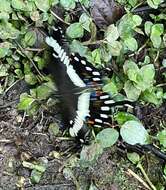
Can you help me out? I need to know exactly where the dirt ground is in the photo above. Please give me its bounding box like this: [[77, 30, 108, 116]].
[[0, 80, 165, 190]]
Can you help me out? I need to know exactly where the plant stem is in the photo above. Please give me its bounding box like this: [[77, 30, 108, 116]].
[[137, 163, 157, 190]]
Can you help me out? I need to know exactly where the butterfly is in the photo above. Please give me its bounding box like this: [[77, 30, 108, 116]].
[[46, 25, 134, 143]]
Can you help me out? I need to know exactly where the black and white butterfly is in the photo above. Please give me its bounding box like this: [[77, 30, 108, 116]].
[[46, 26, 134, 143]]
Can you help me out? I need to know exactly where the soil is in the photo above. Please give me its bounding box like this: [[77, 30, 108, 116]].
[[0, 80, 165, 190]]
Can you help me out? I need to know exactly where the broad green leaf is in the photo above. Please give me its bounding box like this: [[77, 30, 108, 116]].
[[0, 12, 10, 20], [96, 128, 119, 148], [118, 14, 134, 39], [0, 22, 20, 39], [79, 0, 90, 7], [124, 37, 138, 51], [128, 0, 138, 7], [120, 120, 149, 145], [103, 82, 118, 95], [66, 23, 84, 38], [147, 0, 162, 9], [150, 24, 164, 48], [132, 15, 142, 27], [35, 0, 50, 12], [105, 24, 119, 43], [142, 88, 162, 105], [24, 31, 37, 47], [70, 40, 88, 56], [107, 41, 122, 56], [0, 42, 11, 58], [123, 60, 139, 82], [118, 14, 140, 39], [36, 83, 53, 100], [60, 0, 75, 10], [25, 73, 37, 85], [91, 49, 101, 64], [17, 93, 35, 111], [79, 13, 91, 32], [136, 64, 155, 90], [157, 130, 166, 148], [0, 0, 11, 12], [115, 112, 139, 125], [151, 24, 164, 36], [12, 0, 25, 10], [15, 69, 23, 78], [127, 152, 140, 164], [31, 170, 42, 184], [0, 64, 8, 77], [124, 80, 141, 100], [144, 21, 153, 36]]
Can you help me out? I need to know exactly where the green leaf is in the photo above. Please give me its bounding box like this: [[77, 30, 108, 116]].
[[132, 15, 142, 27], [115, 112, 139, 125], [80, 143, 103, 167], [147, 0, 162, 9], [105, 24, 119, 43], [0, 42, 10, 58], [91, 49, 101, 64], [11, 0, 25, 10], [136, 64, 155, 90], [0, 22, 20, 40], [124, 37, 138, 51], [24, 31, 37, 47], [107, 41, 122, 56], [79, 0, 90, 7], [103, 81, 118, 95], [33, 164, 46, 173], [150, 24, 164, 48], [157, 130, 166, 148], [96, 128, 119, 148], [66, 23, 84, 39], [118, 14, 134, 39], [25, 73, 37, 85], [128, 0, 138, 7], [79, 13, 91, 32], [0, 64, 8, 77], [35, 0, 50, 12], [17, 93, 35, 111], [142, 88, 162, 105], [15, 69, 23, 78], [144, 21, 153, 36], [60, 0, 75, 10], [31, 170, 42, 184], [124, 81, 141, 100], [36, 83, 53, 100], [123, 60, 139, 82], [0, 0, 11, 12], [120, 120, 149, 145], [70, 40, 88, 56], [127, 152, 140, 164]]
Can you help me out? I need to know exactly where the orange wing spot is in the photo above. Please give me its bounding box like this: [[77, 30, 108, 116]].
[[87, 120, 95, 125]]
